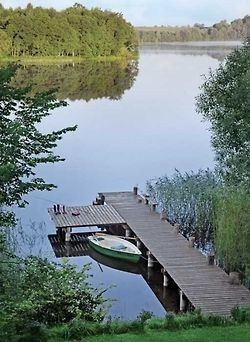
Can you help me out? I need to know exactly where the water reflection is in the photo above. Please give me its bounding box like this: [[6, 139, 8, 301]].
[[140, 41, 241, 61], [11, 43, 235, 318], [48, 231, 179, 313], [9, 60, 138, 101]]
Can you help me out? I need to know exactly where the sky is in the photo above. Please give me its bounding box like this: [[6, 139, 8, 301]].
[[1, 0, 249, 26]]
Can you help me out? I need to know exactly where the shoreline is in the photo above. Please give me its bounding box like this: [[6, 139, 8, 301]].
[[0, 54, 138, 65]]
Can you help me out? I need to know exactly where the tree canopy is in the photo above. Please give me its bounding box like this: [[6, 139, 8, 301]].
[[0, 4, 138, 58], [196, 40, 250, 184], [0, 64, 77, 226]]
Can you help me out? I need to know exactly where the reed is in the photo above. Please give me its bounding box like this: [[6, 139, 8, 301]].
[[147, 169, 220, 249]]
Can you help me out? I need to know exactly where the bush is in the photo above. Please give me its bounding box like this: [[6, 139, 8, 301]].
[[231, 306, 250, 323]]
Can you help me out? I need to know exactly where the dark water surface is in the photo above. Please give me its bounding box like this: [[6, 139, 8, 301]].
[[13, 43, 237, 319]]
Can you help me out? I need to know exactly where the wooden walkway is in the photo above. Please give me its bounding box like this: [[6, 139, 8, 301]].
[[102, 191, 250, 316], [48, 204, 125, 228]]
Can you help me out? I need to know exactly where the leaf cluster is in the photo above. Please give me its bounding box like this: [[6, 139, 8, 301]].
[[0, 245, 108, 339], [196, 40, 250, 185], [0, 4, 138, 58], [0, 64, 77, 225]]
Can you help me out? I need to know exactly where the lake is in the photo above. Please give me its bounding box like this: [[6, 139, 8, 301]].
[[13, 42, 239, 320]]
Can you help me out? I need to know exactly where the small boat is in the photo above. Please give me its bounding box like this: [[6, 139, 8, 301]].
[[87, 233, 141, 263]]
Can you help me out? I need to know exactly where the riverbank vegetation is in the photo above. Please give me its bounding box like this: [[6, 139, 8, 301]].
[[1, 306, 249, 341], [0, 3, 138, 58], [147, 40, 250, 283], [136, 16, 249, 42]]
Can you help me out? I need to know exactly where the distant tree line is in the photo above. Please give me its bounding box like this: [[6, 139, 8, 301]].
[[0, 3, 138, 57], [136, 16, 249, 42]]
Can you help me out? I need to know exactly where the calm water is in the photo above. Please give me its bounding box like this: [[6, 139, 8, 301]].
[[13, 43, 237, 319]]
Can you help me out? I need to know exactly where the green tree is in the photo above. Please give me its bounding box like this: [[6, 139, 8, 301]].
[[0, 64, 77, 225], [0, 29, 11, 55], [196, 41, 250, 184]]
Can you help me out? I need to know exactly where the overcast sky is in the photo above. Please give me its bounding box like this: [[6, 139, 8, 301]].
[[1, 1, 249, 26]]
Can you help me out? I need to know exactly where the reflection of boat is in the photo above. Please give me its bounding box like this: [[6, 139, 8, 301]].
[[88, 233, 141, 263], [88, 248, 141, 274]]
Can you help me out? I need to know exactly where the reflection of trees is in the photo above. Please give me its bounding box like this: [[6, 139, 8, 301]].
[[140, 44, 238, 61], [10, 60, 138, 101]]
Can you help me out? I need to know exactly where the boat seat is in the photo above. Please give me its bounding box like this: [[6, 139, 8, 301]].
[[111, 244, 127, 250]]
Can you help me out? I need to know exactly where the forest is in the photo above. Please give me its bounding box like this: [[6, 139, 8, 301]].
[[0, 3, 138, 58], [136, 16, 249, 42]]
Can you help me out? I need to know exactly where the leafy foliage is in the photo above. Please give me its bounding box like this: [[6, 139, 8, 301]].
[[196, 40, 250, 185], [0, 247, 108, 339], [0, 64, 77, 225], [147, 170, 220, 248], [0, 4, 138, 58]]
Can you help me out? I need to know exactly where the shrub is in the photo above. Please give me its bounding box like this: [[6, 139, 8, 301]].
[[231, 306, 250, 323]]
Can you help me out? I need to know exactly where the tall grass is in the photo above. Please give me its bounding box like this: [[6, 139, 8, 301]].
[[147, 169, 220, 249], [147, 170, 249, 282], [214, 186, 250, 280]]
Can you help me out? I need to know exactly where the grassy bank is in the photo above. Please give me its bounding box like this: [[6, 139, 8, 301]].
[[84, 325, 250, 342], [10, 308, 250, 341], [0, 54, 138, 65]]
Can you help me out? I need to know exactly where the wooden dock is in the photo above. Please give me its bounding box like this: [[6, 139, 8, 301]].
[[48, 204, 125, 228], [101, 191, 250, 316]]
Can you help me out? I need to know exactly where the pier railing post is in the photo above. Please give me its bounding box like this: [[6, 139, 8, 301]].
[[150, 203, 157, 212], [179, 289, 185, 311], [160, 210, 168, 221], [147, 251, 154, 268], [207, 252, 215, 265], [125, 227, 131, 237], [65, 227, 71, 242], [188, 236, 195, 248], [174, 223, 180, 235], [161, 268, 169, 287], [136, 237, 142, 249], [229, 272, 241, 285], [133, 186, 138, 195]]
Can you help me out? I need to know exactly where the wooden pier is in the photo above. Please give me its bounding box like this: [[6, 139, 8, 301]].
[[48, 190, 250, 316], [102, 191, 250, 316]]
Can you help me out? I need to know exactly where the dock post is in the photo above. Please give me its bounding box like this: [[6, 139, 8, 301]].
[[160, 210, 168, 220], [188, 236, 195, 248], [179, 289, 185, 311], [161, 268, 169, 287], [125, 227, 131, 237], [229, 272, 241, 285], [207, 252, 215, 265], [133, 186, 138, 195], [174, 223, 180, 235], [147, 251, 154, 268], [100, 194, 105, 205], [65, 227, 71, 242], [136, 237, 142, 249], [150, 203, 157, 212]]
